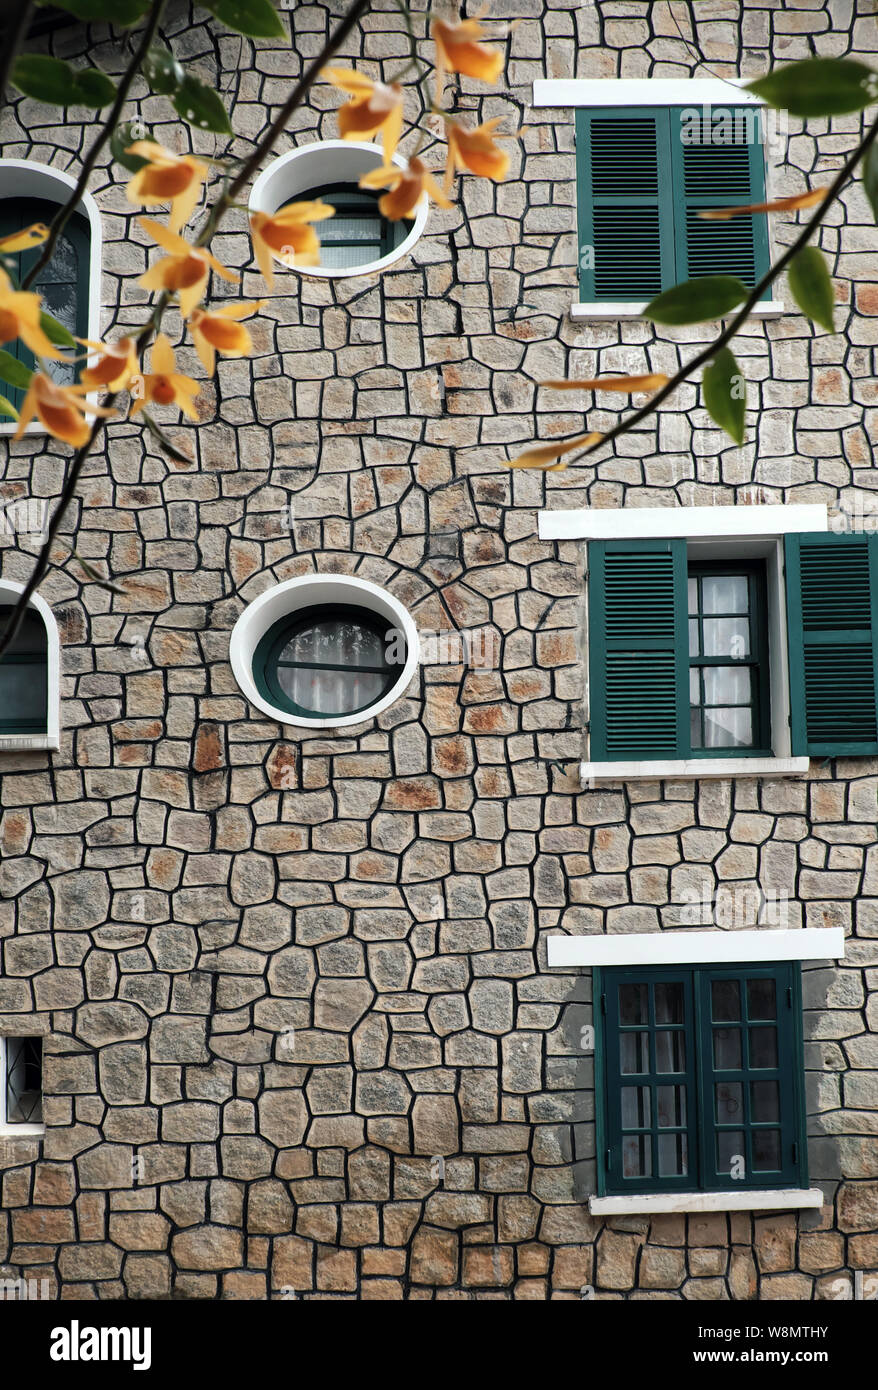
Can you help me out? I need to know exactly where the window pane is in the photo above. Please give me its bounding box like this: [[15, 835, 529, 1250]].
[[713, 1027, 742, 1070], [749, 1026, 778, 1068], [711, 979, 741, 1022], [655, 1030, 685, 1073], [702, 575, 748, 615], [277, 664, 386, 717], [752, 1129, 782, 1171], [747, 978, 777, 1020], [703, 617, 750, 659], [657, 1085, 686, 1128], [751, 1080, 780, 1123], [690, 708, 702, 747], [654, 982, 684, 1024], [688, 618, 700, 656], [704, 706, 752, 748], [619, 983, 648, 1025], [658, 1131, 688, 1176], [620, 1032, 648, 1074], [688, 577, 698, 614], [717, 1129, 745, 1175], [621, 1086, 651, 1129], [703, 666, 751, 706], [689, 668, 700, 705], [6, 1037, 42, 1123], [715, 1081, 743, 1123], [622, 1134, 652, 1178]]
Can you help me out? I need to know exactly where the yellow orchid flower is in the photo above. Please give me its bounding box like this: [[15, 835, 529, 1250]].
[[324, 67, 404, 164], [130, 334, 200, 421], [444, 117, 512, 192], [78, 336, 140, 392], [126, 140, 209, 233], [0, 268, 66, 361], [359, 157, 453, 220], [0, 222, 50, 254], [188, 301, 265, 376], [432, 11, 504, 98], [14, 375, 114, 447], [249, 202, 334, 288], [138, 217, 238, 319]]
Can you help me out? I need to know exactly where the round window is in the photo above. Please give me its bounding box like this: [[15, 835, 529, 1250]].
[[254, 604, 404, 721]]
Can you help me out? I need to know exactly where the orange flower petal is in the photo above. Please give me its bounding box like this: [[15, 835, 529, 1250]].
[[699, 188, 828, 220], [509, 431, 603, 469], [540, 374, 670, 393]]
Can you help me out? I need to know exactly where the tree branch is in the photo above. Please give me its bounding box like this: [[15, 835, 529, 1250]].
[[0, 0, 32, 110]]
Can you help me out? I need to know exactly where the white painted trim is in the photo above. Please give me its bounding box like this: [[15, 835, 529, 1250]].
[[538, 503, 828, 543], [0, 580, 60, 751], [0, 160, 102, 437], [581, 756, 809, 783], [570, 300, 786, 321], [533, 78, 763, 109], [229, 573, 420, 730], [546, 927, 845, 969], [589, 1189, 823, 1216], [249, 140, 429, 281]]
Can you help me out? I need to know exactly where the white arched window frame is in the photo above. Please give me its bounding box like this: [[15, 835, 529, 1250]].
[[0, 160, 102, 436], [0, 580, 61, 751]]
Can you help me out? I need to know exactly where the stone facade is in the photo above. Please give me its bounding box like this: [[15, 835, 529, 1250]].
[[0, 0, 877, 1299]]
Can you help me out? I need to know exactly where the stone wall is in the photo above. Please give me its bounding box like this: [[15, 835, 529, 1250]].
[[0, 0, 876, 1298]]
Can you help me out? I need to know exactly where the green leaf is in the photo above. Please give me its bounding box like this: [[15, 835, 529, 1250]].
[[0, 351, 33, 391], [0, 395, 19, 421], [787, 246, 835, 334], [864, 143, 878, 223], [172, 76, 234, 135], [747, 57, 876, 117], [703, 347, 746, 446], [201, 0, 285, 39], [111, 120, 151, 173], [34, 0, 151, 24], [40, 311, 76, 350], [143, 44, 185, 96], [11, 55, 115, 108], [645, 276, 749, 325]]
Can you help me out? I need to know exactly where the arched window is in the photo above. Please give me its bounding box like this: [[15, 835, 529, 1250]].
[[0, 161, 101, 431], [0, 583, 60, 750]]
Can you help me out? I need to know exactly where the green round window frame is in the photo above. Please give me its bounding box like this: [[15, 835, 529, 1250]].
[[253, 603, 405, 722]]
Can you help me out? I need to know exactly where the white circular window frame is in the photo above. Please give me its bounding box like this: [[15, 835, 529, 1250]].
[[248, 139, 429, 280], [230, 573, 421, 730]]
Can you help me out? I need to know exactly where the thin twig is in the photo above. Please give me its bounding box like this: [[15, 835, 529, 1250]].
[[0, 0, 32, 110], [22, 0, 168, 291], [559, 111, 878, 470]]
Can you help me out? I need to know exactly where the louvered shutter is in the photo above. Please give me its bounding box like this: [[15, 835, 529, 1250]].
[[588, 539, 689, 760], [669, 105, 771, 294], [575, 108, 675, 302], [785, 533, 878, 756]]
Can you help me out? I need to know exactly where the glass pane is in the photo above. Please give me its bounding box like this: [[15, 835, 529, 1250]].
[[688, 577, 698, 614], [713, 1027, 742, 1070], [690, 708, 702, 747], [621, 1086, 651, 1129], [703, 665, 751, 706], [657, 1085, 686, 1128], [712, 979, 741, 1022], [276, 663, 386, 717], [6, 1037, 42, 1124], [749, 1026, 778, 1068], [688, 618, 700, 656], [622, 1134, 651, 1178], [747, 978, 777, 1020], [717, 1129, 745, 1176], [619, 983, 648, 1025], [620, 1032, 648, 1074], [280, 619, 385, 670], [0, 662, 49, 729], [751, 1080, 780, 1123], [715, 1081, 743, 1123], [655, 1030, 685, 1073], [703, 617, 750, 659], [753, 1129, 781, 1172], [658, 1131, 688, 1176], [702, 575, 748, 615], [704, 706, 752, 748], [654, 982, 684, 1024], [689, 668, 700, 705]]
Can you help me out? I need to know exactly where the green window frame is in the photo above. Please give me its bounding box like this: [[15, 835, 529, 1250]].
[[303, 183, 406, 272], [0, 604, 49, 734], [0, 197, 90, 412], [596, 962, 806, 1196], [575, 105, 770, 302], [254, 603, 403, 722]]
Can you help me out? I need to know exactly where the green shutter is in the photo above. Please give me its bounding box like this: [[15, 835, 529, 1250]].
[[668, 105, 771, 295], [785, 532, 878, 756], [588, 539, 689, 760], [575, 107, 675, 302]]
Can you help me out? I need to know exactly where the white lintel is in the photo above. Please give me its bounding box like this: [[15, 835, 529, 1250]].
[[570, 300, 786, 321], [580, 756, 810, 783], [538, 502, 829, 543], [546, 927, 845, 969], [589, 1189, 823, 1216], [532, 78, 763, 109]]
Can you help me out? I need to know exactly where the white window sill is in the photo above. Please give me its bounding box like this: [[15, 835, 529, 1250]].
[[570, 301, 786, 322], [581, 756, 809, 783], [0, 1124, 44, 1138], [0, 735, 59, 753], [590, 1189, 823, 1216]]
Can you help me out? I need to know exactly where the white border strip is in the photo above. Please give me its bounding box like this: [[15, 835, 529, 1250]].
[[538, 503, 828, 543], [580, 756, 810, 782], [590, 1189, 823, 1216], [533, 78, 763, 108], [547, 927, 845, 968], [570, 300, 786, 321]]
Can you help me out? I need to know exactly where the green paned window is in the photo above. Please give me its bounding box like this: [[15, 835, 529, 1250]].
[[0, 605, 49, 734], [254, 604, 404, 722], [688, 561, 770, 755], [0, 197, 90, 412], [598, 963, 806, 1195], [295, 184, 407, 272], [3, 1037, 43, 1125], [575, 105, 770, 302]]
